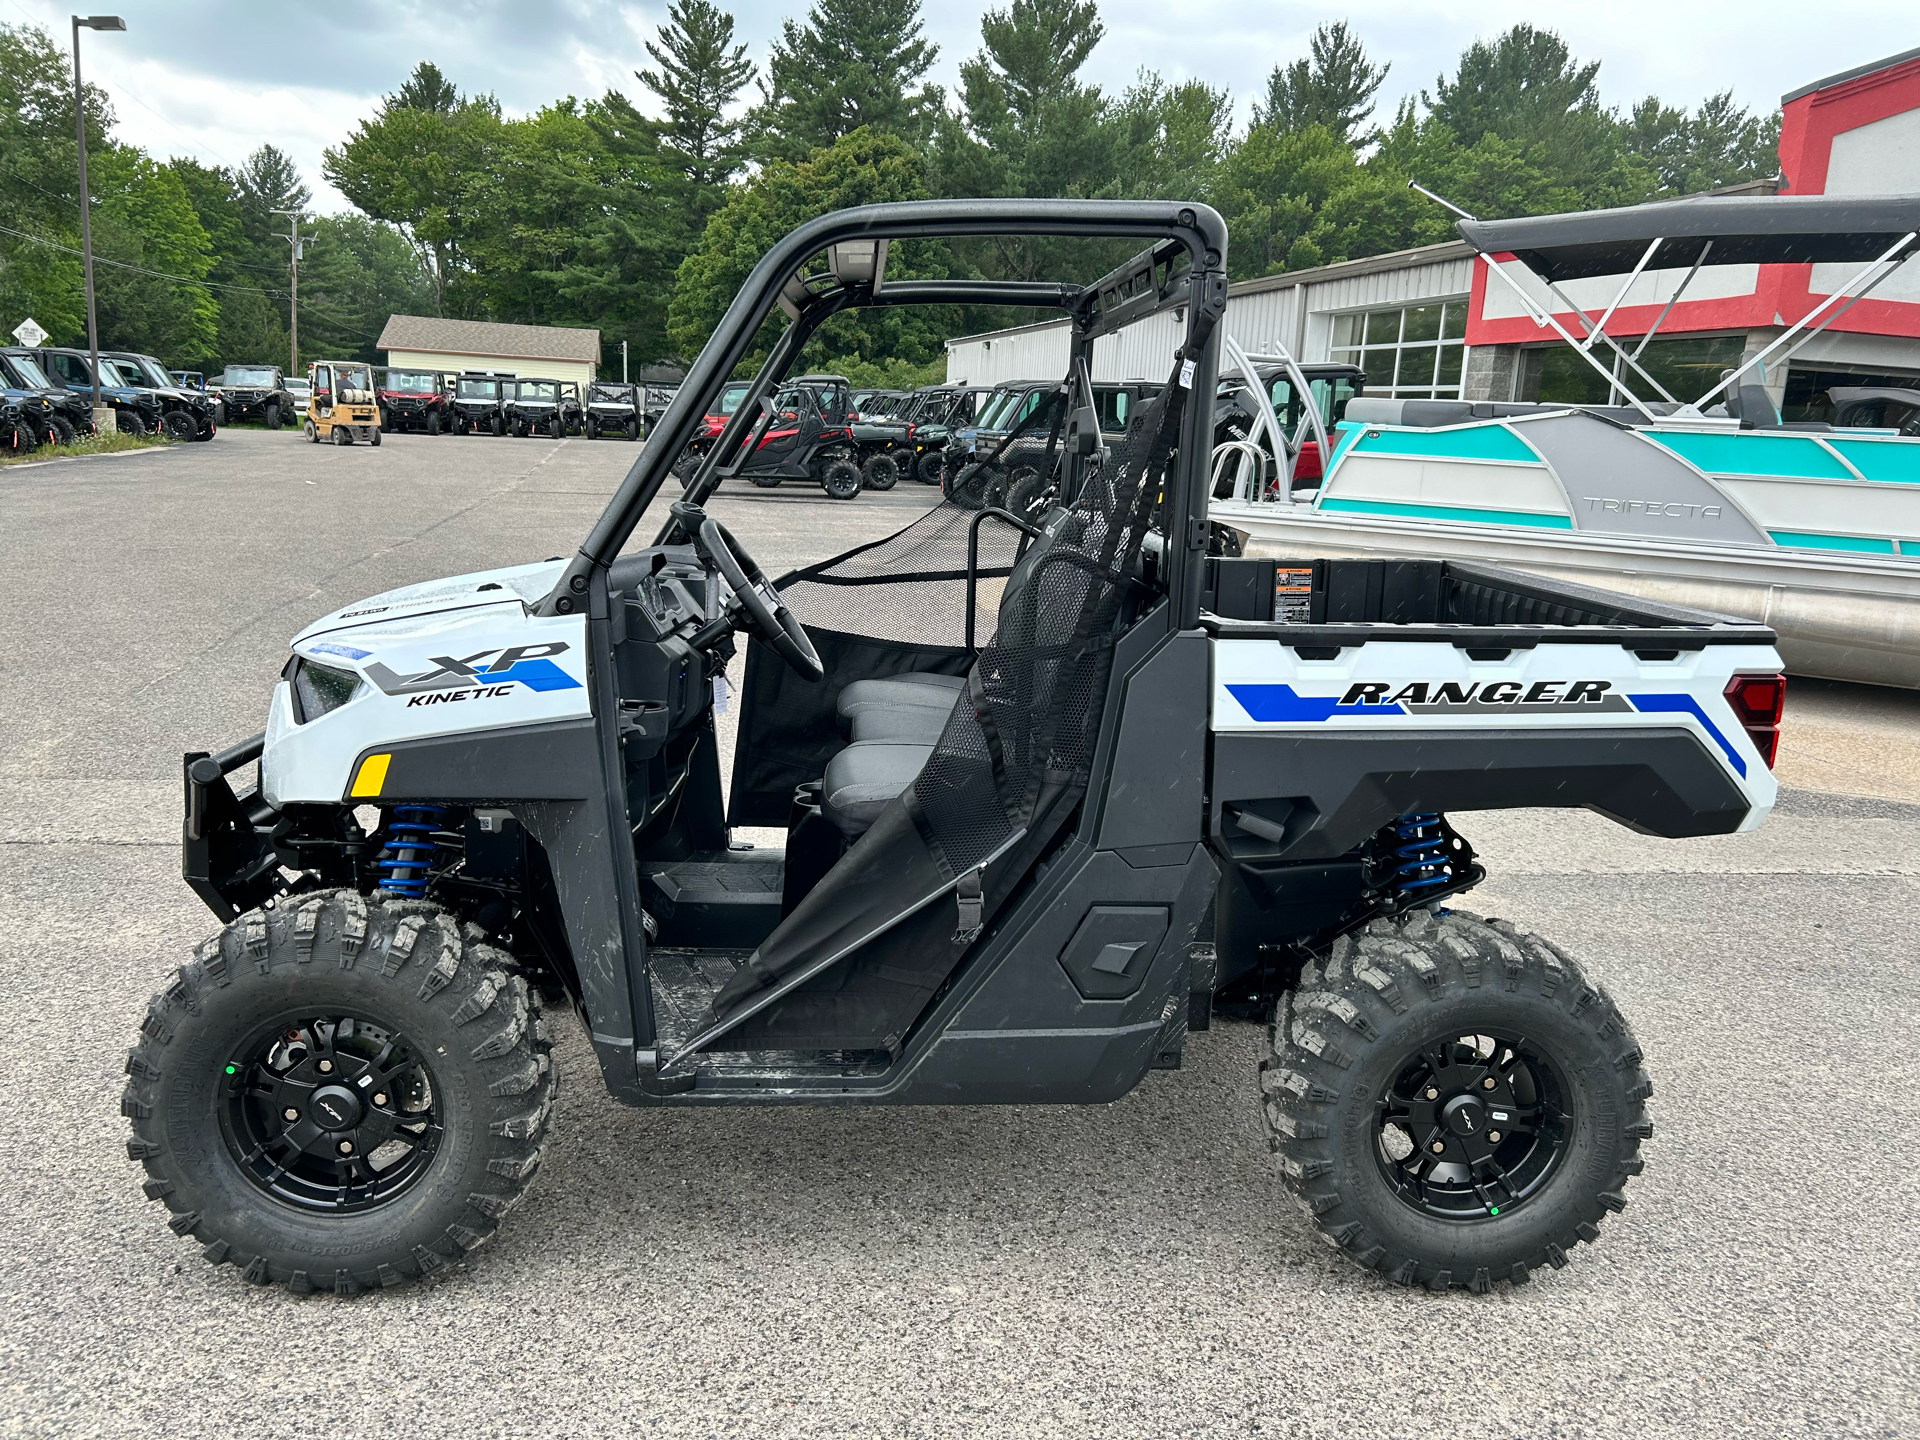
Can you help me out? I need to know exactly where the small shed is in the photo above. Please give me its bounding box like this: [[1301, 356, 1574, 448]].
[[376, 315, 601, 387]]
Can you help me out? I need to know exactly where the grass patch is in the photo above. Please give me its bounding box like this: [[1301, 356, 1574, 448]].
[[0, 429, 173, 468]]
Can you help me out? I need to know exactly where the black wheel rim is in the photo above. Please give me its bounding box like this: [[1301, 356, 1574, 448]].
[[219, 1012, 445, 1213], [1373, 1029, 1572, 1222]]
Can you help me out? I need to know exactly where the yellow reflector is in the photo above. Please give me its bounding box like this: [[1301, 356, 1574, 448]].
[[349, 753, 391, 798]]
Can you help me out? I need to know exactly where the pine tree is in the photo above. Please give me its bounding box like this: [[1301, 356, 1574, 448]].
[[637, 0, 755, 194], [751, 0, 938, 162], [1254, 21, 1389, 147], [968, 0, 1104, 128], [388, 61, 460, 116]]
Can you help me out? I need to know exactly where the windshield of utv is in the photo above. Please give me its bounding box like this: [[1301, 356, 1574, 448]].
[[385, 371, 438, 394], [515, 381, 558, 402], [222, 366, 276, 386], [457, 379, 498, 400]]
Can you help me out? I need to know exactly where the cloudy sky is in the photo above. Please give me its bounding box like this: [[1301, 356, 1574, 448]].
[[7, 0, 1911, 211]]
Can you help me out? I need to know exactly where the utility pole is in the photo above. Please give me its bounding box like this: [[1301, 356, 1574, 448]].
[[271, 209, 308, 377], [71, 14, 126, 431], [622, 339, 628, 383]]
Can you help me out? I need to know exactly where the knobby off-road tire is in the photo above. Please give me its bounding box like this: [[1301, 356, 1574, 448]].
[[861, 453, 900, 491], [915, 449, 945, 485], [820, 458, 862, 500], [122, 891, 555, 1295], [1262, 908, 1650, 1292]]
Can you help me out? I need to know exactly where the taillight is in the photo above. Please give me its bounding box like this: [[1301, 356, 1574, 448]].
[[1724, 673, 1784, 769]]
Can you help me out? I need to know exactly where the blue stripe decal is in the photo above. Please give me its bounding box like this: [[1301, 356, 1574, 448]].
[[1628, 693, 1746, 777], [480, 657, 582, 692], [1226, 683, 1406, 722]]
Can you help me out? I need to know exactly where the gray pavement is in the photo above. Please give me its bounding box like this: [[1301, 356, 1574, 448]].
[[2, 429, 1914, 1439]]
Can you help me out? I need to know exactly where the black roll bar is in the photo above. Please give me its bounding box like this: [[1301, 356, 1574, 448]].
[[535, 199, 1228, 619]]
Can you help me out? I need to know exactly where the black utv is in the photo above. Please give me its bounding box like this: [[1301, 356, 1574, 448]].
[[104, 350, 218, 441], [505, 378, 582, 437], [212, 364, 296, 429], [131, 199, 1791, 1300], [584, 382, 644, 440], [0, 351, 79, 446], [448, 373, 508, 435], [16, 346, 166, 435]]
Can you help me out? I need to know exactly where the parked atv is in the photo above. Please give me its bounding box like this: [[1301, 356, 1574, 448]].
[[505, 378, 582, 438], [584, 382, 643, 441], [131, 198, 1785, 1300], [378, 369, 451, 435], [15, 346, 166, 435], [302, 360, 381, 445], [105, 350, 218, 441], [211, 364, 296, 430], [892, 383, 993, 484], [448, 373, 508, 435], [733, 375, 862, 497]]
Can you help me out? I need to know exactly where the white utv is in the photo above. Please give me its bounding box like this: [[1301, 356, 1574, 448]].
[[126, 200, 1784, 1296]]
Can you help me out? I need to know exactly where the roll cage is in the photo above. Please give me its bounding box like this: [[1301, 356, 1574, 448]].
[[534, 199, 1230, 628]]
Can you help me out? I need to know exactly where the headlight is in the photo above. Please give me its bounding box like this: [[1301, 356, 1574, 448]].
[[290, 657, 362, 723]]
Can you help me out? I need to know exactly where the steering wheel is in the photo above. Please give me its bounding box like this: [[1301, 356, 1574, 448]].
[[670, 501, 825, 682]]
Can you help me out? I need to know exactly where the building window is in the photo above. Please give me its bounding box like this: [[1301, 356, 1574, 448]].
[[1329, 302, 1467, 398], [1518, 334, 1745, 407]]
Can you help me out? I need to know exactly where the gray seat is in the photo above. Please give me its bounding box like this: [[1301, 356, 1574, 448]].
[[849, 704, 953, 743], [821, 741, 936, 837], [836, 671, 965, 722]]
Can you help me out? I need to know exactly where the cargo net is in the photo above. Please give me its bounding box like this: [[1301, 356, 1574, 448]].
[[776, 502, 1026, 647], [909, 377, 1185, 878]]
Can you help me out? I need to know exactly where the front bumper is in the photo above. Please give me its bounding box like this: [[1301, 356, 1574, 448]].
[[182, 733, 283, 921]]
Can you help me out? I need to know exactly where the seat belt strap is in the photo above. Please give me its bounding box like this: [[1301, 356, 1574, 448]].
[[953, 865, 985, 943]]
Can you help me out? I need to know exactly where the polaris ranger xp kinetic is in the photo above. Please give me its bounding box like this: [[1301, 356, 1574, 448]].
[[127, 200, 1785, 1297]]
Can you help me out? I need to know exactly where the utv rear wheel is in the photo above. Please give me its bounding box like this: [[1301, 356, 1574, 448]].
[[1262, 909, 1650, 1292], [861, 453, 900, 491], [122, 892, 555, 1294], [820, 458, 862, 500]]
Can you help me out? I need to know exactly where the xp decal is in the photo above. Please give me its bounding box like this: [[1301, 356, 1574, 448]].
[[361, 642, 582, 698]]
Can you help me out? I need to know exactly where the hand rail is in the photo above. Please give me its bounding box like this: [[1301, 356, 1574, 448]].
[[965, 506, 1047, 655]]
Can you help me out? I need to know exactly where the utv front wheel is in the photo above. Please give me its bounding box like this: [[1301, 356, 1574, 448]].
[[861, 453, 900, 490], [1263, 909, 1650, 1292], [122, 892, 554, 1294]]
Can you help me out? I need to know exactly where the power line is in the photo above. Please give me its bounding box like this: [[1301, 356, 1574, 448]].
[[0, 221, 289, 296]]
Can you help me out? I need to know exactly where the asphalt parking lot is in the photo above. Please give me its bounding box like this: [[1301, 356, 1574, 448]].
[[2, 427, 1915, 1439]]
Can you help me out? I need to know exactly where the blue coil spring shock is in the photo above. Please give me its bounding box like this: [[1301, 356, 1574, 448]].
[[376, 804, 450, 897], [1389, 812, 1453, 898]]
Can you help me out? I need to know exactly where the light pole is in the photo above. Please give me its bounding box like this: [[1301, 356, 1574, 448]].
[[271, 208, 308, 377], [71, 14, 125, 430], [621, 339, 628, 383]]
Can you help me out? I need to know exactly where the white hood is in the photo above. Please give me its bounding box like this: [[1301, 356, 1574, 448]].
[[292, 559, 567, 645]]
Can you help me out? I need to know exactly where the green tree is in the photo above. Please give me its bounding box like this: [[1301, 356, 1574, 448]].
[[324, 64, 503, 315], [213, 284, 288, 369], [1622, 91, 1781, 195], [295, 213, 432, 366], [0, 22, 109, 342], [1115, 70, 1234, 199], [1254, 21, 1389, 146], [750, 0, 939, 161], [87, 144, 219, 364], [928, 0, 1118, 282], [637, 0, 755, 199], [389, 60, 460, 115], [550, 91, 685, 365], [668, 128, 946, 369]]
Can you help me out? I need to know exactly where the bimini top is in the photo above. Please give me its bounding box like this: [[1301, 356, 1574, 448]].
[[1457, 193, 1920, 281]]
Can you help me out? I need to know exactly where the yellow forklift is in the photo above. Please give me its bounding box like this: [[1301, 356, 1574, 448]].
[[303, 361, 381, 446]]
